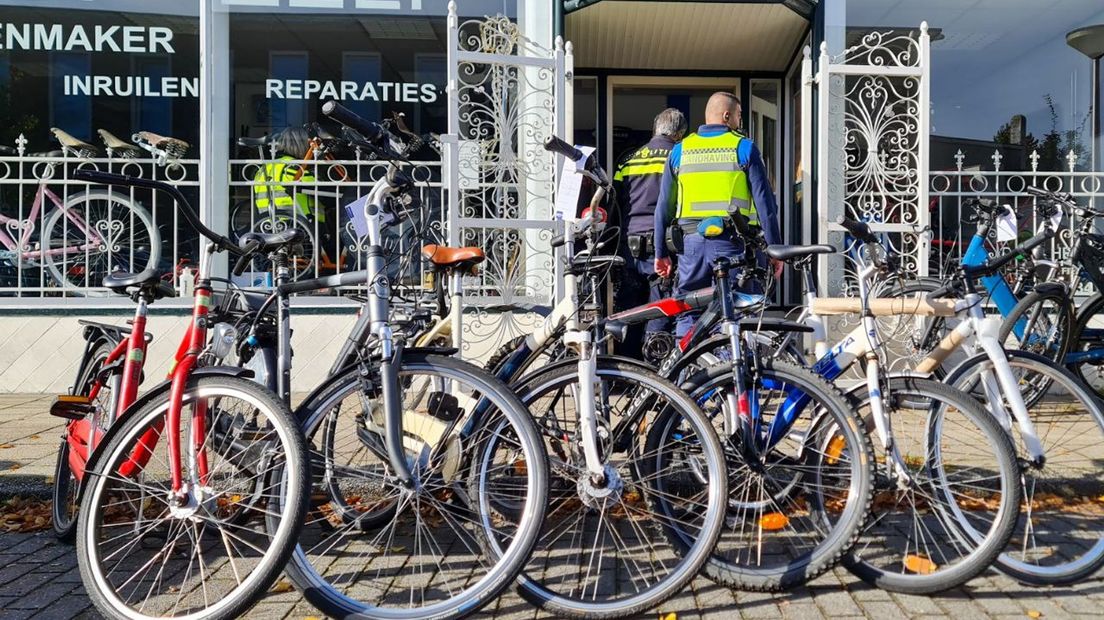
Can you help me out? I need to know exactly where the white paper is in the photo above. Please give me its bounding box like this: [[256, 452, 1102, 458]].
[[995, 207, 1017, 242], [553, 145, 597, 221]]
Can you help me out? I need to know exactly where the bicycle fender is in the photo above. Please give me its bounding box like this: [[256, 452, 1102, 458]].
[[1032, 282, 1069, 297], [75, 366, 255, 505]]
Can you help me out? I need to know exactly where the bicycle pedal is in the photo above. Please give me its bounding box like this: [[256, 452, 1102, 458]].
[[50, 395, 94, 420]]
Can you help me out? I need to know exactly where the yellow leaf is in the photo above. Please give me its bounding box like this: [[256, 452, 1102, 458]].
[[269, 580, 294, 593], [7, 464, 20, 471], [29, 435, 39, 440], [1027, 611, 1043, 619], [44, 476, 54, 485], [659, 614, 677, 620]]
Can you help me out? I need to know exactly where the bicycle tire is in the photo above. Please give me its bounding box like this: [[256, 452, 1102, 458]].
[[1067, 291, 1104, 398], [683, 360, 875, 591], [53, 340, 113, 542], [284, 353, 549, 620], [43, 191, 160, 292], [944, 349, 1104, 585], [509, 358, 726, 618], [843, 377, 1021, 594], [998, 287, 1073, 365], [76, 375, 309, 620]]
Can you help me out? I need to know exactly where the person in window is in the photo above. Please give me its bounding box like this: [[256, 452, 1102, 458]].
[[612, 108, 687, 361], [253, 126, 322, 227]]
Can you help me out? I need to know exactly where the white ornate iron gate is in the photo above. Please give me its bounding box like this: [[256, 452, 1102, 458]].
[[802, 23, 931, 294], [444, 3, 572, 357]]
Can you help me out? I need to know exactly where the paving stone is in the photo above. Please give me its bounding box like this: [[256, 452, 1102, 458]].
[[812, 589, 864, 617], [0, 393, 1097, 619], [779, 602, 826, 620]]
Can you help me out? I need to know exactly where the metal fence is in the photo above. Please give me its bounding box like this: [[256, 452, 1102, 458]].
[[928, 148, 1103, 293], [0, 138, 444, 298], [0, 142, 199, 297]]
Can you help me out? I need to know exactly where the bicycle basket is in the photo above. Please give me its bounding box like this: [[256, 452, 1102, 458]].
[[1078, 233, 1104, 291]]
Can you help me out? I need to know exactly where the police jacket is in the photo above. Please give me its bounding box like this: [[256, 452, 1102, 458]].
[[654, 124, 781, 259], [612, 135, 676, 236]]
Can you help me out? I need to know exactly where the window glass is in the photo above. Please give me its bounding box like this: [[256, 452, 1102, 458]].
[[0, 1, 200, 149], [846, 0, 1104, 172]]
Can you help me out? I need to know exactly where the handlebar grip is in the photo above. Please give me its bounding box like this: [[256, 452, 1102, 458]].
[[73, 169, 133, 186], [322, 100, 383, 142], [837, 216, 877, 243], [544, 135, 584, 162]]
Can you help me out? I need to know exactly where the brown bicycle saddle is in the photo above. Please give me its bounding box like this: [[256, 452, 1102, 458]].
[[97, 129, 142, 157], [421, 245, 485, 273], [135, 131, 190, 158], [51, 128, 98, 155]]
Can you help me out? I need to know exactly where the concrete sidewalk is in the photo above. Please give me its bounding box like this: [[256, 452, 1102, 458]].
[[0, 394, 1101, 619]]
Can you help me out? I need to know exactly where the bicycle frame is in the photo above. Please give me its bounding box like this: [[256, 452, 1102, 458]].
[[785, 256, 1047, 466]]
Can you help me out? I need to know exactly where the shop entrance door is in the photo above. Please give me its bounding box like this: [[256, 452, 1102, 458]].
[[604, 76, 782, 226]]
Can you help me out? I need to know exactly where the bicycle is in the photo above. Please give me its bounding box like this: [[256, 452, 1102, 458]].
[[217, 102, 552, 620], [0, 127, 160, 292], [58, 167, 309, 619], [400, 134, 729, 618], [771, 220, 1104, 587]]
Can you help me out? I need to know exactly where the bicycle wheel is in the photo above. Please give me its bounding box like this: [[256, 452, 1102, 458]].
[[685, 360, 875, 591], [509, 358, 726, 618], [53, 340, 113, 542], [945, 350, 1104, 585], [43, 191, 160, 291], [998, 288, 1073, 364], [285, 354, 548, 620], [1067, 291, 1104, 398], [843, 377, 1021, 593], [75, 375, 309, 620]]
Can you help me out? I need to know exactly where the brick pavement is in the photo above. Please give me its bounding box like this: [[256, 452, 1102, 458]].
[[0, 394, 1101, 619]]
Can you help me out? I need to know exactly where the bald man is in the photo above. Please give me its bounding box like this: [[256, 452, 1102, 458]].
[[653, 92, 782, 336]]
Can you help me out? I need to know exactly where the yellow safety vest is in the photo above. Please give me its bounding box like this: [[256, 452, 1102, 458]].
[[675, 131, 756, 224], [253, 156, 321, 221], [613, 145, 667, 181]]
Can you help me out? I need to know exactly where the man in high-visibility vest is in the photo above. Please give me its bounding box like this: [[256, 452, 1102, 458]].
[[653, 91, 782, 335], [612, 108, 687, 360], [253, 127, 323, 224]]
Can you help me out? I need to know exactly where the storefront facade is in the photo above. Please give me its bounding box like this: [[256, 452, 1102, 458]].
[[0, 0, 1100, 299]]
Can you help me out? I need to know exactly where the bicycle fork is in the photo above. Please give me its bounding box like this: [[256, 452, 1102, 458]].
[[565, 329, 608, 483]]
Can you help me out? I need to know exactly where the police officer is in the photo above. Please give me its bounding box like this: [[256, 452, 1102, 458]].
[[612, 108, 687, 360], [653, 92, 782, 336]]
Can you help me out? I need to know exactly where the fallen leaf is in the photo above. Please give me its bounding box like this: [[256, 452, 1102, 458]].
[[44, 476, 54, 485], [0, 444, 13, 449], [8, 464, 20, 471], [269, 580, 294, 593], [28, 435, 39, 440], [1027, 611, 1043, 619], [659, 614, 677, 620]]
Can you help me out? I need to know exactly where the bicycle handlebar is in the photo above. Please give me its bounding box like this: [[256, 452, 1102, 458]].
[[544, 135, 584, 162], [321, 101, 384, 142], [838, 216, 877, 244], [71, 169, 240, 255]]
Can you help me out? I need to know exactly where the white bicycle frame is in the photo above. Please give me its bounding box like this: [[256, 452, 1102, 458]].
[[803, 259, 1047, 465]]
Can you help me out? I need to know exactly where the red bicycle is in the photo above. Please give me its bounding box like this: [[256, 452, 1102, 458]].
[[49, 169, 309, 620]]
